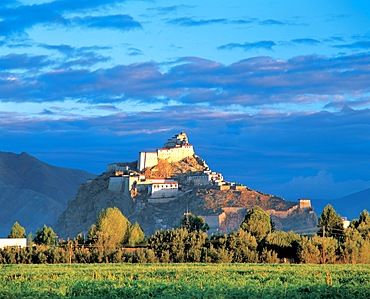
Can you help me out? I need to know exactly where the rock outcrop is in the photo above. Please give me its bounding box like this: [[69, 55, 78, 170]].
[[56, 131, 318, 238]]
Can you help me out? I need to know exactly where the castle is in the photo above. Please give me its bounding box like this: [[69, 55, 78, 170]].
[[104, 131, 317, 234], [137, 132, 194, 171]]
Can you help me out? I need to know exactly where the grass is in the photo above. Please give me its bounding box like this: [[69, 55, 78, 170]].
[[0, 263, 370, 298]]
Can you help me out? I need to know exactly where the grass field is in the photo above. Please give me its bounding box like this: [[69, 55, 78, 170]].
[[0, 263, 370, 298]]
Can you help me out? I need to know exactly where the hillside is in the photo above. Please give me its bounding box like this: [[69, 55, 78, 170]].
[[56, 134, 318, 238], [0, 151, 94, 237]]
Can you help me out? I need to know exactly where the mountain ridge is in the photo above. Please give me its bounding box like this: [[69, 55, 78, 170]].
[[312, 187, 370, 220], [0, 151, 94, 237]]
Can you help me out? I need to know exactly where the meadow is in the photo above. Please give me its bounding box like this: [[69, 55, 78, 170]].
[[0, 263, 370, 298]]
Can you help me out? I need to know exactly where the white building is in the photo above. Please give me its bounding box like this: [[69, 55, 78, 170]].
[[187, 170, 224, 186], [137, 132, 195, 171], [0, 238, 27, 249], [342, 217, 350, 229], [149, 178, 178, 200]]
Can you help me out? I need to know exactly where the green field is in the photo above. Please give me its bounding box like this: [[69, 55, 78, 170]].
[[0, 263, 370, 298]]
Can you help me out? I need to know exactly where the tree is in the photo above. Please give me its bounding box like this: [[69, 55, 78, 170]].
[[342, 227, 362, 264], [317, 204, 344, 241], [264, 231, 301, 261], [226, 228, 259, 263], [297, 236, 321, 264], [240, 206, 272, 242], [311, 235, 339, 264], [351, 210, 370, 240], [179, 213, 209, 232], [128, 222, 145, 246], [8, 221, 26, 238], [33, 225, 57, 246], [88, 207, 131, 252]]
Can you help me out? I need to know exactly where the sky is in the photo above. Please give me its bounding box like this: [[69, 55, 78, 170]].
[[1, 0, 370, 203]]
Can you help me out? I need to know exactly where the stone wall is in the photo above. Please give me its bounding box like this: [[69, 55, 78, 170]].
[[266, 205, 298, 218], [187, 174, 209, 185], [202, 212, 226, 230], [108, 176, 124, 192], [157, 145, 194, 163], [138, 151, 158, 171]]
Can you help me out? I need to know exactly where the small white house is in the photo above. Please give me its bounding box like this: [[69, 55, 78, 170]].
[[0, 238, 27, 249]]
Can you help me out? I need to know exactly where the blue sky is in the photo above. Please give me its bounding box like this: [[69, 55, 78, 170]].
[[1, 0, 370, 202]]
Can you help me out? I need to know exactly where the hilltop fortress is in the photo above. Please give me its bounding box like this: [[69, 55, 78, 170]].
[[57, 131, 318, 237], [107, 132, 222, 203], [102, 131, 315, 234], [137, 132, 194, 171]]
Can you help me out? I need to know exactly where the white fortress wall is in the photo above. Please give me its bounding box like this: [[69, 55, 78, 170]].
[[157, 145, 194, 163], [138, 151, 158, 171]]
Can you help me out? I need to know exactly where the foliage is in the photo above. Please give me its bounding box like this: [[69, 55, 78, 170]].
[[179, 213, 210, 232], [297, 236, 321, 264], [240, 206, 272, 242], [225, 229, 259, 263], [128, 222, 145, 246], [317, 204, 344, 241], [147, 228, 208, 262], [264, 231, 301, 260], [33, 225, 57, 246], [8, 221, 26, 238], [350, 209, 370, 240], [88, 207, 131, 256]]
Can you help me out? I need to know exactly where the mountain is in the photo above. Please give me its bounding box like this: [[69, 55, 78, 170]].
[[57, 132, 318, 238], [312, 188, 370, 220], [0, 151, 94, 237]]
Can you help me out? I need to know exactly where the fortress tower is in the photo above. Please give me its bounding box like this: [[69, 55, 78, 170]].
[[137, 132, 194, 171]]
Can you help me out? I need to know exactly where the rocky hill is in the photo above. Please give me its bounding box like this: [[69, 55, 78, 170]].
[[0, 151, 94, 237], [56, 132, 318, 238]]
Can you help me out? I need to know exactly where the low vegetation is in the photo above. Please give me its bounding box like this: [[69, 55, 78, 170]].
[[1, 206, 370, 265], [0, 263, 370, 298]]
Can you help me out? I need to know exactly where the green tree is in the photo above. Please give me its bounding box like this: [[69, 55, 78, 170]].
[[8, 221, 26, 238], [311, 235, 339, 264], [88, 207, 131, 255], [317, 204, 344, 241], [179, 213, 210, 232], [33, 225, 57, 246], [226, 228, 259, 263], [351, 210, 370, 240], [240, 206, 272, 242], [128, 222, 145, 246], [342, 227, 362, 264], [297, 236, 321, 264], [264, 231, 301, 261]]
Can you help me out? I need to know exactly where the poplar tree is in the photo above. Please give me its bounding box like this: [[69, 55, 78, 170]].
[[88, 207, 131, 253], [8, 221, 26, 238]]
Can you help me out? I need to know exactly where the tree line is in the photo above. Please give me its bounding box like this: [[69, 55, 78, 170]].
[[1, 205, 370, 264]]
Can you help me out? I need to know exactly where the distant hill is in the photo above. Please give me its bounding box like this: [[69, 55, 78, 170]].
[[57, 155, 318, 238], [312, 188, 370, 220], [0, 151, 94, 237]]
